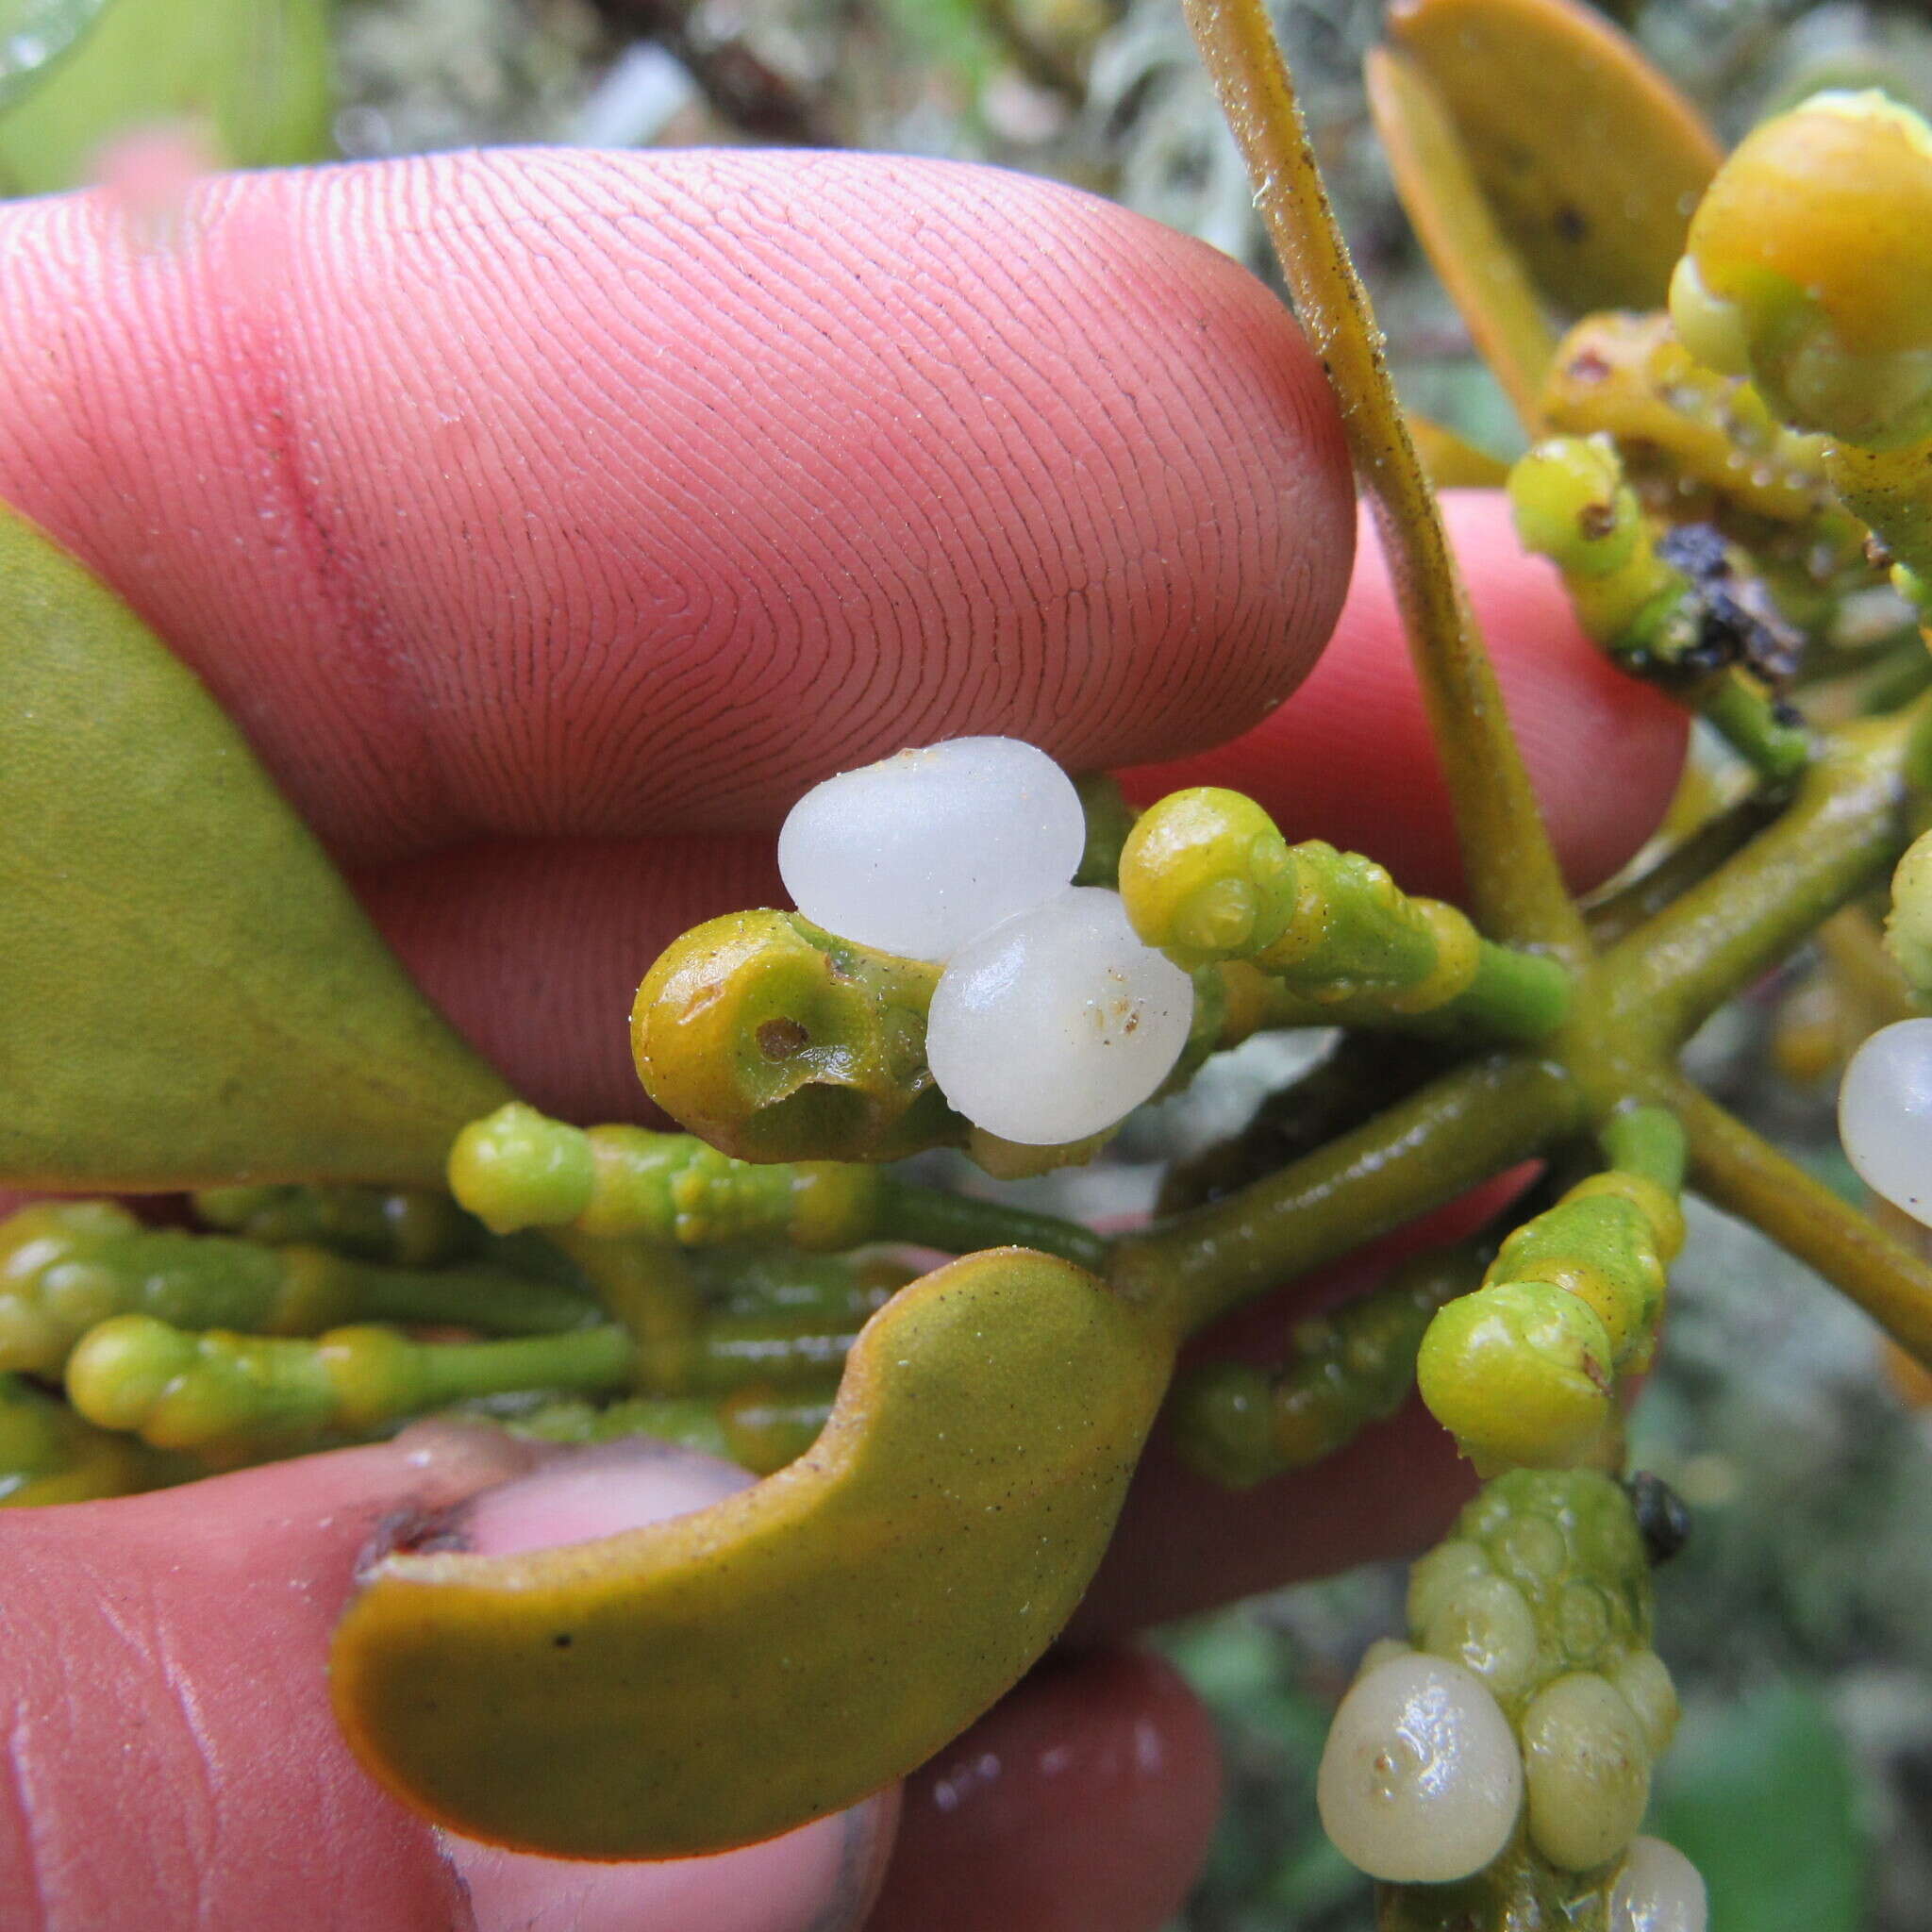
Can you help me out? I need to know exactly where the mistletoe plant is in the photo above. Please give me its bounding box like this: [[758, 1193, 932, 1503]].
[[8, 0, 1932, 1926]]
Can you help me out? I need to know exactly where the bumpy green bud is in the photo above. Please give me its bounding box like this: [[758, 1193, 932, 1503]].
[[67, 1315, 634, 1455], [1418, 1280, 1614, 1472], [1509, 436, 1643, 577], [449, 1103, 882, 1250], [1490, 1192, 1667, 1368], [1119, 791, 1572, 1038], [1173, 1243, 1483, 1488], [192, 1185, 477, 1268], [1423, 1470, 1659, 1715], [1674, 92, 1932, 448], [632, 910, 962, 1162], [0, 1373, 194, 1506]]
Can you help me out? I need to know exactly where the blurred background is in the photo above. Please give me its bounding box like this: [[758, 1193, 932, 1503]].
[[7, 0, 1931, 1924]]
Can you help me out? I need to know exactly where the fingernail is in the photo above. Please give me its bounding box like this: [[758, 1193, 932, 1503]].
[[432, 1441, 899, 1932]]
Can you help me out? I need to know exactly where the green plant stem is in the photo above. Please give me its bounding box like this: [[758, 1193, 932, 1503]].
[[1669, 1077, 1932, 1368], [1111, 1054, 1583, 1338], [1593, 713, 1917, 1066], [1598, 1104, 1686, 1191], [1179, 0, 1589, 962], [418, 1325, 636, 1407], [1698, 667, 1812, 782], [1583, 790, 1781, 945], [873, 1180, 1110, 1273], [1455, 940, 1574, 1039], [347, 1264, 595, 1336]]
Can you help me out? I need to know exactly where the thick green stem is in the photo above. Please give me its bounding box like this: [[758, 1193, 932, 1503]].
[[1670, 1079, 1932, 1370], [1455, 941, 1574, 1040], [1583, 790, 1780, 945], [1111, 1054, 1583, 1337], [416, 1326, 636, 1407], [1594, 714, 1916, 1062], [1599, 1104, 1686, 1192], [1699, 669, 1812, 783], [873, 1179, 1109, 1273]]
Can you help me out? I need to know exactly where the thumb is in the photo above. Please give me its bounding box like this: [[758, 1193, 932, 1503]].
[[0, 1428, 892, 1932]]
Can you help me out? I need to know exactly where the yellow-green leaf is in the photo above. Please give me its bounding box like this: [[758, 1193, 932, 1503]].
[[1387, 0, 1721, 315], [332, 1248, 1176, 1857], [0, 505, 512, 1192], [0, 0, 332, 195], [1365, 45, 1558, 426]]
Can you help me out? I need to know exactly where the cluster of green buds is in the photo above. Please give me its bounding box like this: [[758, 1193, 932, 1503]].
[[0, 1183, 928, 1483], [1170, 1241, 1486, 1486], [1415, 1108, 1685, 1472], [1321, 1470, 1690, 1921], [1507, 434, 1810, 780], [1670, 90, 1932, 594], [1116, 786, 1573, 1039]]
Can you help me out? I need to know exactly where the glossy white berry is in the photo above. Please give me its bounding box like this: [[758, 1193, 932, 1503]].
[[1839, 1017, 1932, 1223], [925, 888, 1194, 1144], [777, 737, 1087, 963], [1609, 1835, 1708, 1931], [1316, 1652, 1523, 1884]]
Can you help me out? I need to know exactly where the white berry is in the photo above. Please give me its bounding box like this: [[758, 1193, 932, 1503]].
[[925, 888, 1194, 1144], [777, 737, 1087, 963], [1839, 1018, 1932, 1223], [1610, 1836, 1708, 1932], [1316, 1652, 1523, 1884]]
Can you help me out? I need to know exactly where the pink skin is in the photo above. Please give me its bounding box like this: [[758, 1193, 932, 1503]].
[[0, 147, 1688, 1930]]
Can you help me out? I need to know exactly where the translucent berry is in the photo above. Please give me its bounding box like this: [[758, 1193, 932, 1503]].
[[1520, 1672, 1652, 1872], [1838, 1017, 1932, 1224], [925, 889, 1194, 1144], [1317, 1652, 1523, 1883], [1610, 1836, 1708, 1931], [777, 737, 1086, 963]]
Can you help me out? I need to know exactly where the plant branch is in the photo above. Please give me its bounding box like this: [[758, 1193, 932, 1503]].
[[1110, 1052, 1583, 1338], [1179, 0, 1588, 961], [874, 1180, 1109, 1273], [1594, 713, 1917, 1059], [1669, 1077, 1932, 1370]]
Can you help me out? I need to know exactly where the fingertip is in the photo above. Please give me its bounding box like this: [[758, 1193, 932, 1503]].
[[0, 148, 1354, 860], [1123, 490, 1690, 899], [870, 1647, 1222, 1932]]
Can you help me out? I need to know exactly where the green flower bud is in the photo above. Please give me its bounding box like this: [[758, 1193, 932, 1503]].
[[1417, 1280, 1614, 1470]]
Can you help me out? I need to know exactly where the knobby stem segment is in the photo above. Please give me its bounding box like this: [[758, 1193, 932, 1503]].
[[1111, 1052, 1584, 1338], [1180, 0, 1588, 962], [1670, 1077, 1932, 1370]]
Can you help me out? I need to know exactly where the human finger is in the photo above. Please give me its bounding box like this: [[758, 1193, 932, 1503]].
[[0, 1428, 890, 1931], [0, 147, 1354, 868], [868, 1648, 1221, 1932]]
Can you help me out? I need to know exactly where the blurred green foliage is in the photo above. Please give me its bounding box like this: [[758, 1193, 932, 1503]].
[[0, 0, 333, 193]]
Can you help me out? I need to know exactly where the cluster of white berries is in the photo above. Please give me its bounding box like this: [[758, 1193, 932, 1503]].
[[1839, 1018, 1932, 1224], [1316, 1644, 1706, 1925], [778, 738, 1194, 1145]]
